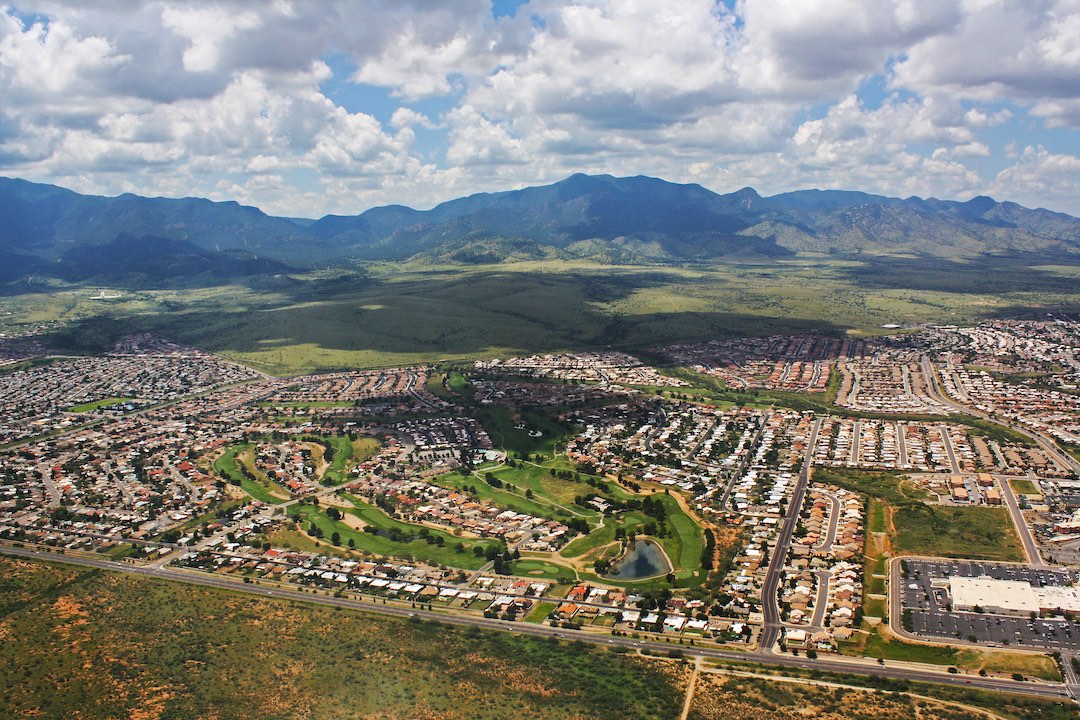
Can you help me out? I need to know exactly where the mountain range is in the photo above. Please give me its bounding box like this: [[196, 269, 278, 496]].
[[2, 173, 1079, 282]]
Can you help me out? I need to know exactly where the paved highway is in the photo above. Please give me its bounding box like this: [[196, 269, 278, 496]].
[[1, 545, 1073, 703]]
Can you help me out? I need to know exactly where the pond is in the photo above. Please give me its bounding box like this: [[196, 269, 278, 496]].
[[603, 539, 673, 581]]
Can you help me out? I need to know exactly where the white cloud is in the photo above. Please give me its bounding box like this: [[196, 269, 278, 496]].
[[892, 1, 1080, 125], [0, 1, 1078, 216], [161, 5, 262, 73], [990, 145, 1080, 210]]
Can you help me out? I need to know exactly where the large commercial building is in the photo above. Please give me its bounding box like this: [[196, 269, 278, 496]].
[[949, 575, 1080, 616]]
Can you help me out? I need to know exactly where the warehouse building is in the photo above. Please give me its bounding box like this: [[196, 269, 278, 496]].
[[949, 575, 1080, 615]]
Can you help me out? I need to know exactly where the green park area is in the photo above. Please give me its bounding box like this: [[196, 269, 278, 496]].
[[290, 498, 500, 570], [68, 397, 134, 413], [213, 435, 378, 504], [212, 444, 290, 504]]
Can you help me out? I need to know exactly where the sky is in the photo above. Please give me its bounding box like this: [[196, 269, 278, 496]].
[[2, 0, 1080, 218]]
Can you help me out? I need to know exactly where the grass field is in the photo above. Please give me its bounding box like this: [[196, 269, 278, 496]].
[[1009, 478, 1040, 496], [840, 625, 1060, 682], [559, 512, 652, 558], [814, 467, 1024, 561], [867, 497, 886, 533], [67, 397, 133, 412], [311, 434, 361, 485], [477, 405, 571, 457], [524, 600, 558, 623], [14, 257, 1075, 375], [433, 468, 575, 520], [289, 500, 499, 569], [654, 493, 706, 585], [862, 596, 886, 618], [212, 444, 290, 504], [893, 504, 1025, 562], [511, 558, 578, 581], [0, 555, 688, 720]]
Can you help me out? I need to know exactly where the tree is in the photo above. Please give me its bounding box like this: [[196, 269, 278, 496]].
[[331, 531, 341, 546]]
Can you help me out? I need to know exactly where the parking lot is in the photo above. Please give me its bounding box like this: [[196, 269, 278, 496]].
[[899, 559, 1080, 652], [907, 609, 1080, 650]]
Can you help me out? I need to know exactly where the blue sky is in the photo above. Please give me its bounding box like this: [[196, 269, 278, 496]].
[[1, 1, 1079, 217]]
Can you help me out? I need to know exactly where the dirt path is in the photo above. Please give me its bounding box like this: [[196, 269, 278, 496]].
[[679, 655, 701, 720]]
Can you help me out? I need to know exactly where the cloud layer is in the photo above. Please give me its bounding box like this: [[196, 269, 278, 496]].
[[2, 0, 1079, 216]]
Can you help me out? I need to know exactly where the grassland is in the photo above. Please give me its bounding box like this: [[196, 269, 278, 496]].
[[838, 625, 1060, 682], [812, 467, 929, 505], [704, 661, 1077, 720], [1009, 478, 1040, 496], [893, 504, 1024, 562], [812, 467, 1024, 562], [688, 667, 1069, 720], [0, 555, 688, 720], [690, 671, 974, 720], [6, 257, 1074, 375]]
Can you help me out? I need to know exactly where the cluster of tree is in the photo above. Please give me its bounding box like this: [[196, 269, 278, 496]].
[[566, 517, 590, 535], [490, 546, 521, 574], [636, 588, 673, 611], [701, 528, 716, 571], [361, 524, 448, 547]]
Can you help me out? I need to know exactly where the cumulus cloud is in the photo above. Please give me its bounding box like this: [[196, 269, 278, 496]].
[[0, 0, 1078, 215], [892, 1, 1080, 122]]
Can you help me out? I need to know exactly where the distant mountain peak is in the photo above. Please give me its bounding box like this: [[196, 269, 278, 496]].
[[1, 173, 1078, 278]]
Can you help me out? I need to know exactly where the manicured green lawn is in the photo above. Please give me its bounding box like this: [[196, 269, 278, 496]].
[[559, 512, 651, 559], [68, 397, 133, 412], [476, 406, 570, 457], [440, 469, 571, 519], [524, 601, 558, 623], [290, 499, 500, 569], [305, 434, 358, 485], [511, 559, 577, 582], [654, 493, 705, 584], [212, 445, 289, 504]]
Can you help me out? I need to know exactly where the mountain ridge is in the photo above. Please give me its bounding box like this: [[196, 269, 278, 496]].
[[2, 174, 1079, 281]]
